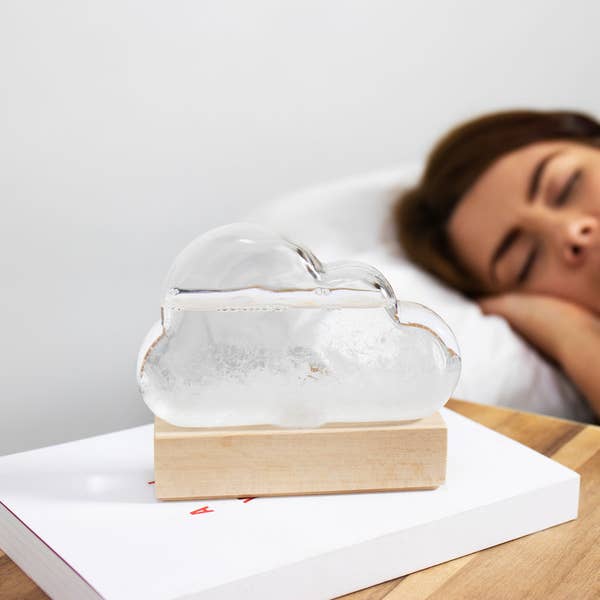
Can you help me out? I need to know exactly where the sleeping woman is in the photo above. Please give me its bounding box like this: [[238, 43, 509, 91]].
[[394, 109, 600, 421]]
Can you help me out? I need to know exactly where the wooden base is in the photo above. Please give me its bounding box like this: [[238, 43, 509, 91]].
[[154, 412, 447, 500]]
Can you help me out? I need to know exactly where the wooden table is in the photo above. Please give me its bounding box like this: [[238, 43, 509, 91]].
[[1, 399, 599, 600]]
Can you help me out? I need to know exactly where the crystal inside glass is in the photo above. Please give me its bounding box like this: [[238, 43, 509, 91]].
[[137, 223, 461, 428]]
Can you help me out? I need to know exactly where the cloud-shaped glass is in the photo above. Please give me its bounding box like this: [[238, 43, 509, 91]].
[[137, 223, 461, 428]]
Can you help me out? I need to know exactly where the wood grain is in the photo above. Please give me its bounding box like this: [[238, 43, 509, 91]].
[[154, 412, 447, 500], [0, 551, 49, 600], [1, 399, 598, 600], [339, 399, 600, 600]]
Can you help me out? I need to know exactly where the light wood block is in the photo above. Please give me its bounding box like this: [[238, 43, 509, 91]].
[[154, 412, 447, 500]]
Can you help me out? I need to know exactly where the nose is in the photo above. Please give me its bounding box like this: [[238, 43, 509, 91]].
[[560, 215, 598, 265]]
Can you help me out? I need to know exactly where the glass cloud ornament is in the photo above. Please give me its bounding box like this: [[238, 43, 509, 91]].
[[137, 223, 461, 428]]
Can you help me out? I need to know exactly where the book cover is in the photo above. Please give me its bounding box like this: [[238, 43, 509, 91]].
[[0, 408, 579, 600]]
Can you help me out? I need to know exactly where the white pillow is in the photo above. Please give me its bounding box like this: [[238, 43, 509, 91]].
[[249, 167, 596, 423]]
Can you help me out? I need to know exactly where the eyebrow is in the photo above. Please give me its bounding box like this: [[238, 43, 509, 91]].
[[489, 150, 563, 284]]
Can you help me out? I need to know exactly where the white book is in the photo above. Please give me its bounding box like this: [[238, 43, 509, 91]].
[[0, 408, 579, 600]]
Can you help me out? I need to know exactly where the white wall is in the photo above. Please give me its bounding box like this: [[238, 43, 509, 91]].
[[2, 0, 599, 455]]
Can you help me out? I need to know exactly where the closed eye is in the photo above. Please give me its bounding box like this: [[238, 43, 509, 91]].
[[517, 245, 539, 285], [552, 169, 582, 206]]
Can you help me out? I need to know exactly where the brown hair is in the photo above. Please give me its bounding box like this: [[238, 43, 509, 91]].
[[393, 109, 600, 296]]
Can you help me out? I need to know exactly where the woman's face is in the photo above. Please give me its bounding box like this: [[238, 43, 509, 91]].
[[447, 140, 600, 314]]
